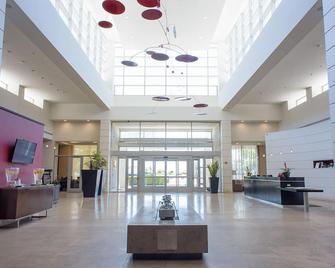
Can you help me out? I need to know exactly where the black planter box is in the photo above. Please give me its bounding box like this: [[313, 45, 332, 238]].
[[210, 177, 219, 193], [82, 170, 102, 198]]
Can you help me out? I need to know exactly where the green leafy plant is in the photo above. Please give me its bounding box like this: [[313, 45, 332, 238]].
[[90, 151, 107, 170], [207, 161, 219, 178]]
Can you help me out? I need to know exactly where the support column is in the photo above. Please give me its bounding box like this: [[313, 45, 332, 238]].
[[0, 0, 6, 69], [221, 120, 233, 192], [99, 120, 111, 192], [322, 0, 335, 160]]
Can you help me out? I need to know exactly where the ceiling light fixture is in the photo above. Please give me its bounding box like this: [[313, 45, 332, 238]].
[[175, 96, 192, 101], [98, 21, 113, 28], [152, 96, 170, 102], [137, 0, 159, 8], [113, 1, 199, 68], [102, 0, 125, 15]]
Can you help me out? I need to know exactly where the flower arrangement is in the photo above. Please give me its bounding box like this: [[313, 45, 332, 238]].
[[246, 167, 252, 176], [278, 162, 291, 178]]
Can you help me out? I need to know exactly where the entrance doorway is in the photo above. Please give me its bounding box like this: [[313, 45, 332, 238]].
[[116, 156, 214, 192], [143, 158, 188, 192]]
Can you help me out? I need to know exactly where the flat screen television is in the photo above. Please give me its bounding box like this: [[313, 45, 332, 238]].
[[11, 139, 37, 164]]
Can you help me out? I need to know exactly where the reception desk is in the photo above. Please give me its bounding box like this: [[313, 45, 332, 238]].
[[0, 186, 53, 227], [244, 176, 305, 205]]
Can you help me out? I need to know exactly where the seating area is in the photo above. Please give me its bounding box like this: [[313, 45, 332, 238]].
[[0, 0, 334, 267]]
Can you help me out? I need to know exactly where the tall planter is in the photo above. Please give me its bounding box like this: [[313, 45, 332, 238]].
[[210, 176, 219, 193], [53, 184, 61, 203], [82, 170, 102, 198], [98, 170, 104, 196]]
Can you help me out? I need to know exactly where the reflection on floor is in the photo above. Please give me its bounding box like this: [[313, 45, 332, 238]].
[[0, 192, 335, 268]]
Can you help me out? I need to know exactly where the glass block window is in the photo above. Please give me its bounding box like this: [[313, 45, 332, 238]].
[[114, 45, 219, 96]]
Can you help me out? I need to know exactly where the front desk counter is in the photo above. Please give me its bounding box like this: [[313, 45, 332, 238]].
[[244, 176, 305, 205]]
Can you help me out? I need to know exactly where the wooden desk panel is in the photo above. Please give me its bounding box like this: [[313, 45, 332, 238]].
[[0, 186, 53, 219]]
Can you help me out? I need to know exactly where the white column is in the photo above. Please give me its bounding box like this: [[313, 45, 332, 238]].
[[99, 120, 111, 192], [0, 0, 6, 69], [221, 120, 233, 192], [322, 0, 335, 160]]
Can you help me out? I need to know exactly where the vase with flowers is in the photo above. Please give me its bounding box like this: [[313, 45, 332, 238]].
[[278, 162, 291, 178]]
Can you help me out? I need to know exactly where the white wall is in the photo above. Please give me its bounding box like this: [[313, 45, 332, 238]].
[[0, 86, 54, 134], [279, 91, 330, 130], [9, 0, 112, 109], [232, 122, 279, 142], [322, 0, 335, 176], [266, 120, 335, 201], [42, 139, 55, 170], [50, 102, 282, 122], [220, 0, 320, 109], [0, 0, 5, 67], [53, 121, 100, 142]]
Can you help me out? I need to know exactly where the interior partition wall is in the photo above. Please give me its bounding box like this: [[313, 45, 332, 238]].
[[110, 121, 221, 192]]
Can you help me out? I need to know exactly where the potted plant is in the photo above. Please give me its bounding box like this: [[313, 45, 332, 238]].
[[207, 161, 219, 193], [278, 162, 291, 179], [82, 151, 107, 198]]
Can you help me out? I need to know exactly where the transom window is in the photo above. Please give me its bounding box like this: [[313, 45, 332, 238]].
[[114, 45, 219, 96]]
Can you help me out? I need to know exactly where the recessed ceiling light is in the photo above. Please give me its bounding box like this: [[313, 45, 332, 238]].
[[86, 120, 90, 122], [240, 120, 244, 123], [203, 16, 208, 20], [63, 119, 67, 122], [264, 120, 268, 123]]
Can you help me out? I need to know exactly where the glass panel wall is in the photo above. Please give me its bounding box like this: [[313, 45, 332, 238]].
[[222, 0, 282, 80], [111, 121, 220, 152], [232, 145, 258, 180], [49, 0, 108, 73]]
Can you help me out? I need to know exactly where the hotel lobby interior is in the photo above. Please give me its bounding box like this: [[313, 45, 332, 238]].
[[0, 0, 335, 267]]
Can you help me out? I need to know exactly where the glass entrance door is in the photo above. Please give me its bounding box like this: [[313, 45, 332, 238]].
[[127, 158, 138, 191], [143, 158, 189, 191], [193, 158, 213, 191]]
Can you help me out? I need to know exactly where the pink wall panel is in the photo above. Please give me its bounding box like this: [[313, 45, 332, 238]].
[[0, 108, 44, 187]]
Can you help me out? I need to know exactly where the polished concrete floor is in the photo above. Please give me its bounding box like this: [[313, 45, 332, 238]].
[[0, 192, 335, 268]]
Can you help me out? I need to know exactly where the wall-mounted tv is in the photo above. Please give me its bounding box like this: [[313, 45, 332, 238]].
[[11, 139, 37, 164]]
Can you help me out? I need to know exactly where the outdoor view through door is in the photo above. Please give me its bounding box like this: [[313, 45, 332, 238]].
[[110, 122, 221, 192]]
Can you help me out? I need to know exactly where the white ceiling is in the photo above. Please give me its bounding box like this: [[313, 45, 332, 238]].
[[240, 21, 328, 104], [1, 19, 90, 103], [87, 0, 229, 49]]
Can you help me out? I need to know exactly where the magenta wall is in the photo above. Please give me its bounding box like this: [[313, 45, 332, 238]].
[[0, 107, 44, 187]]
